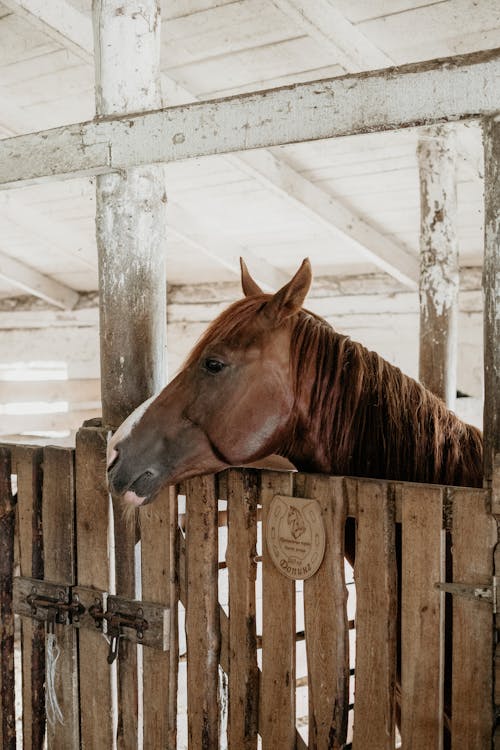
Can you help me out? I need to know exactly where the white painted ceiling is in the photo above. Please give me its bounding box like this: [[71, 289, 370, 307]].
[[0, 0, 498, 299]]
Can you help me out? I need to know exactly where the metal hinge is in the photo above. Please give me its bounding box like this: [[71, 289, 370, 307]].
[[435, 577, 498, 613], [13, 577, 169, 662]]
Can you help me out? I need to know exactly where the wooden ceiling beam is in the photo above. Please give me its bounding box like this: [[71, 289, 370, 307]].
[[271, 0, 391, 72], [2, 1, 493, 289], [167, 203, 290, 292], [1, 49, 498, 187], [1, 0, 93, 62], [0, 249, 79, 308]]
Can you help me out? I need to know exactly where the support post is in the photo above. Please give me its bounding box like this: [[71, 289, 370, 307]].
[[417, 125, 459, 408], [483, 115, 500, 750], [93, 4, 167, 749], [94, 0, 167, 430], [483, 116, 500, 506]]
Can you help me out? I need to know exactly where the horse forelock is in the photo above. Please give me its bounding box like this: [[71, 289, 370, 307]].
[[287, 311, 483, 487], [183, 295, 271, 369]]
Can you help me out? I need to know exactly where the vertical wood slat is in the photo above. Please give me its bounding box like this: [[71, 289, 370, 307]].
[[482, 112, 500, 750], [185, 474, 220, 749], [75, 427, 114, 749], [226, 469, 259, 750], [140, 485, 179, 750], [401, 485, 445, 750], [42, 446, 79, 750], [260, 470, 295, 750], [0, 446, 16, 750], [301, 474, 349, 750], [352, 480, 397, 750], [14, 446, 45, 750], [482, 115, 500, 510], [112, 494, 139, 749], [451, 488, 495, 749]]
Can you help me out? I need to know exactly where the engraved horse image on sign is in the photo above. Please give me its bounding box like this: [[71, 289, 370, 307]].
[[266, 495, 326, 580]]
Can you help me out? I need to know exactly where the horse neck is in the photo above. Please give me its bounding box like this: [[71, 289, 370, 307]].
[[281, 314, 483, 487]]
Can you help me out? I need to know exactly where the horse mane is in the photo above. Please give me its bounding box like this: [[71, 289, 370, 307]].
[[184, 295, 483, 488], [184, 296, 270, 367], [287, 311, 483, 488]]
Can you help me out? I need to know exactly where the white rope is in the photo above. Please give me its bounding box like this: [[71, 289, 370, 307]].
[[46, 632, 64, 727]]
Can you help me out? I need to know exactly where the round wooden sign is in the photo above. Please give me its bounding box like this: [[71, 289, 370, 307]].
[[265, 495, 326, 580]]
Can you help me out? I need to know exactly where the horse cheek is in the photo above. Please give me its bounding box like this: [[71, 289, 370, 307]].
[[216, 389, 290, 463]]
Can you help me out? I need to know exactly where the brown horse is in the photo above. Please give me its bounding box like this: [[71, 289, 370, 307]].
[[107, 258, 483, 504]]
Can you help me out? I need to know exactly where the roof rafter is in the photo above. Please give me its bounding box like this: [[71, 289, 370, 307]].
[[2, 1, 495, 290], [0, 249, 79, 309], [4, 0, 420, 286], [271, 0, 391, 72], [275, 0, 482, 180], [167, 203, 290, 292], [1, 50, 497, 184]]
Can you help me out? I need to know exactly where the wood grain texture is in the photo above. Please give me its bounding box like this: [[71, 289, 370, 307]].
[[401, 484, 445, 750], [260, 470, 295, 750], [75, 427, 114, 750], [185, 474, 220, 749], [1, 49, 500, 188], [418, 124, 459, 407], [42, 446, 79, 750], [483, 115, 500, 510], [301, 474, 349, 749], [140, 485, 178, 750], [94, 0, 166, 430], [352, 479, 397, 750], [111, 491, 139, 750], [451, 488, 495, 749], [226, 468, 259, 750], [14, 445, 45, 750], [0, 446, 16, 750]]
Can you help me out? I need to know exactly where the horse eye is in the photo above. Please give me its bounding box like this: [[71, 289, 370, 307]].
[[204, 358, 226, 374]]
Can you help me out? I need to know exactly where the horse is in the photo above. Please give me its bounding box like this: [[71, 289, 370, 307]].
[[106, 258, 483, 744], [107, 257, 483, 502]]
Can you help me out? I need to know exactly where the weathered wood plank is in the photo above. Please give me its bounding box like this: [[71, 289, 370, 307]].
[[1, 48, 500, 188], [14, 445, 45, 750], [352, 479, 397, 750], [301, 474, 349, 750], [42, 446, 79, 750], [418, 124, 459, 407], [140, 485, 178, 750], [451, 488, 495, 750], [226, 469, 259, 750], [483, 114, 500, 750], [111, 492, 139, 750], [401, 485, 445, 750], [0, 446, 16, 750], [0, 378, 100, 403], [75, 427, 114, 749], [260, 470, 295, 750], [94, 0, 167, 431], [185, 474, 220, 749], [483, 115, 500, 512]]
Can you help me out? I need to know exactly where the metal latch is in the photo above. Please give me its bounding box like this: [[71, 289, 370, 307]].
[[14, 578, 84, 624], [435, 577, 497, 613], [73, 586, 170, 663], [14, 578, 170, 660]]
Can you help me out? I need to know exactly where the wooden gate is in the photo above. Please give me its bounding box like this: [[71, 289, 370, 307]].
[[0, 426, 496, 749]]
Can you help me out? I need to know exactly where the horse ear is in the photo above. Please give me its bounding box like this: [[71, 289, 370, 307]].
[[263, 258, 312, 323], [240, 258, 263, 296]]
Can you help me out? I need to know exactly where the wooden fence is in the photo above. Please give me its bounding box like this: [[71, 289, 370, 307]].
[[0, 425, 496, 749]]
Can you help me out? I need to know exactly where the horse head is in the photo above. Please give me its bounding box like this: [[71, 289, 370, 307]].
[[107, 259, 312, 506]]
